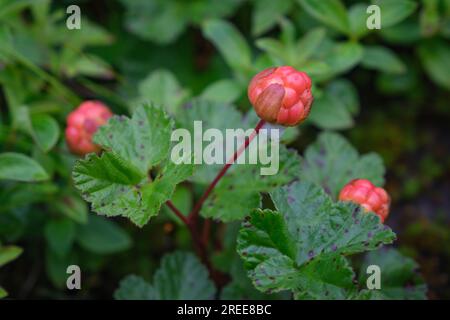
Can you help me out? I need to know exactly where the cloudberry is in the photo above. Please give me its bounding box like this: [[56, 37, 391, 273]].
[[248, 66, 313, 126], [339, 179, 390, 223], [65, 100, 113, 156]]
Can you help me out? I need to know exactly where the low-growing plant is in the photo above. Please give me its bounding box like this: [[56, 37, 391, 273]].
[[1, 0, 447, 300]]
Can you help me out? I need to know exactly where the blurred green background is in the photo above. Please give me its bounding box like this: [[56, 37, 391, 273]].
[[0, 0, 449, 299]]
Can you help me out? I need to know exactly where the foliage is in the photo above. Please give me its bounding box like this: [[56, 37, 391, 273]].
[[0, 0, 447, 300]]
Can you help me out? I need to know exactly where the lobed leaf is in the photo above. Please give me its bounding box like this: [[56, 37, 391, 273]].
[[300, 132, 385, 198], [358, 248, 427, 299], [73, 104, 194, 227], [237, 181, 396, 298], [115, 251, 216, 300]]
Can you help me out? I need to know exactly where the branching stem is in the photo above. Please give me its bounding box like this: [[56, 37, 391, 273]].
[[164, 119, 266, 286]]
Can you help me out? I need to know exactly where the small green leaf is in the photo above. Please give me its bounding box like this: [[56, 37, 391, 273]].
[[200, 79, 243, 104], [361, 46, 406, 74], [0, 245, 23, 267], [135, 69, 190, 115], [326, 79, 359, 115], [373, 0, 418, 28], [115, 251, 216, 300], [45, 249, 76, 288], [298, 0, 350, 34], [359, 248, 427, 299], [323, 41, 364, 77], [308, 92, 354, 130], [55, 194, 88, 224], [153, 251, 216, 299], [295, 27, 326, 64], [349, 3, 371, 39], [0, 152, 49, 182], [418, 39, 450, 90], [252, 0, 292, 36], [202, 19, 252, 74], [76, 215, 131, 254], [115, 275, 157, 300], [44, 219, 76, 257], [300, 132, 385, 198], [0, 287, 7, 299], [30, 114, 60, 152], [256, 38, 287, 64], [119, 0, 188, 44]]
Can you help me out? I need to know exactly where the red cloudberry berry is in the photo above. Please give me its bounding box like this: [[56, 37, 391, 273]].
[[339, 179, 390, 223], [65, 100, 113, 156], [247, 66, 313, 126]]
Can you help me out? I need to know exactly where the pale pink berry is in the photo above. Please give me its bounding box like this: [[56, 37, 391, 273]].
[[65, 100, 113, 156]]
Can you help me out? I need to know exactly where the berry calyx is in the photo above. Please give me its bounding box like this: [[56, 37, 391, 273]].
[[339, 179, 390, 223], [247, 66, 313, 126], [65, 100, 113, 156]]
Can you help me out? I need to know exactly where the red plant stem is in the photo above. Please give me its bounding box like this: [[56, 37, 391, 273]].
[[164, 119, 266, 287], [166, 200, 189, 225], [202, 219, 211, 246], [165, 201, 208, 269], [188, 119, 266, 222]]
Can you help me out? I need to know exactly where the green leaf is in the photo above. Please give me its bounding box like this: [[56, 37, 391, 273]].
[[76, 215, 131, 254], [73, 104, 194, 227], [252, 0, 292, 36], [54, 194, 88, 224], [359, 248, 427, 299], [176, 99, 243, 184], [202, 19, 252, 74], [295, 27, 326, 64], [30, 114, 60, 152], [373, 0, 418, 28], [135, 69, 190, 115], [200, 79, 243, 104], [379, 20, 421, 44], [322, 42, 364, 77], [326, 79, 359, 115], [94, 104, 172, 175], [0, 245, 23, 267], [119, 0, 188, 44], [361, 46, 406, 74], [300, 132, 385, 198], [418, 39, 450, 90], [349, 3, 372, 39], [114, 275, 157, 300], [64, 54, 113, 78], [45, 249, 76, 288], [153, 251, 216, 299], [308, 92, 354, 130], [298, 0, 350, 34], [238, 181, 395, 298], [201, 147, 301, 221], [9, 106, 59, 152], [221, 251, 285, 300], [44, 219, 76, 257], [115, 251, 216, 300], [256, 38, 286, 64], [0, 152, 49, 182], [0, 287, 7, 299]]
